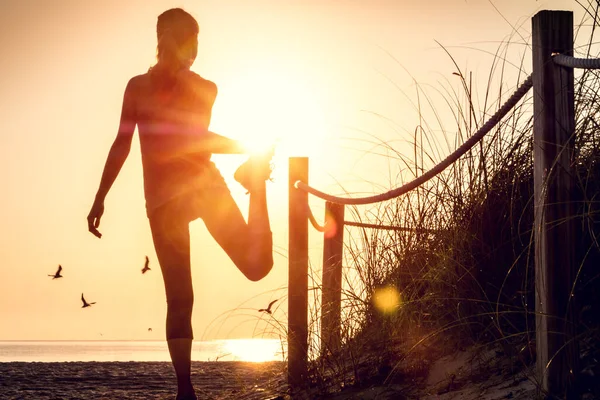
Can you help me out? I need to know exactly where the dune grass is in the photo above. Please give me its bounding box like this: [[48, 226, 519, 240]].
[[288, 3, 600, 399]]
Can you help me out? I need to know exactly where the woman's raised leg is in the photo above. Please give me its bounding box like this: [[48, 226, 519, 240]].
[[198, 164, 274, 281]]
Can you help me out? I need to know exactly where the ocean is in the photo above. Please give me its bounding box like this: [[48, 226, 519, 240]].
[[0, 339, 284, 363]]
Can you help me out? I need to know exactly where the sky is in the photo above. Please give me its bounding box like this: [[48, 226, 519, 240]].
[[0, 0, 586, 341]]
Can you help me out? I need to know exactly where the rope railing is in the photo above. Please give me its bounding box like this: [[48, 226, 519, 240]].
[[305, 201, 419, 235], [295, 74, 533, 205], [305, 201, 442, 233], [343, 220, 442, 234], [305, 204, 326, 232], [553, 53, 600, 69]]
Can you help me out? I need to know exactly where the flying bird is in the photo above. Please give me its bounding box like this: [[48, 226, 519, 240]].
[[48, 265, 63, 279], [141, 256, 151, 274], [258, 299, 278, 315], [81, 293, 96, 308], [148, 328, 152, 332]]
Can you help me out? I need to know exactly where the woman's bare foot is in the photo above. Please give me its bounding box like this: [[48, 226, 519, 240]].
[[175, 387, 197, 400], [234, 147, 274, 193]]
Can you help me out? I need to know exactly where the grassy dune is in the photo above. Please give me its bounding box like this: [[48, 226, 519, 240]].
[[299, 4, 600, 399]]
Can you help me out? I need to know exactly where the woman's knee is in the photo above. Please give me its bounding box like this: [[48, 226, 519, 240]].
[[242, 252, 274, 282], [227, 232, 273, 281], [167, 291, 194, 314]]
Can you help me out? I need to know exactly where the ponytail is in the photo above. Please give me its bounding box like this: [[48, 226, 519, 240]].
[[156, 29, 181, 70]]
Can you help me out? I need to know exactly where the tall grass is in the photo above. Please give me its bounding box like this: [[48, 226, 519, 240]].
[[300, 3, 600, 399]]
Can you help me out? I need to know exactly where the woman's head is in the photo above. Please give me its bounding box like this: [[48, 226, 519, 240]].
[[155, 8, 199, 71]]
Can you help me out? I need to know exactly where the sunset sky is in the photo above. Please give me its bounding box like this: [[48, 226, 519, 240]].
[[0, 0, 584, 341]]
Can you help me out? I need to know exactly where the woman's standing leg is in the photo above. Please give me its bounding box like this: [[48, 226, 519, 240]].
[[149, 204, 196, 400]]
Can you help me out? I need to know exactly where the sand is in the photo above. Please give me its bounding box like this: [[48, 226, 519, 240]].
[[3, 351, 595, 399], [0, 361, 287, 400]]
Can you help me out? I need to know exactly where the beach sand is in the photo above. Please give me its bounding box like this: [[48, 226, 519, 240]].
[[0, 361, 287, 400], [3, 350, 595, 399]]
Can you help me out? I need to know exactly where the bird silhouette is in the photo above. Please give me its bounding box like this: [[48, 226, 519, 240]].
[[141, 256, 151, 274], [148, 328, 152, 332], [258, 299, 278, 314], [81, 293, 96, 308], [48, 265, 63, 279]]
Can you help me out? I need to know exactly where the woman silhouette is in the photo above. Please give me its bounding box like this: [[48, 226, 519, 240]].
[[87, 8, 274, 400]]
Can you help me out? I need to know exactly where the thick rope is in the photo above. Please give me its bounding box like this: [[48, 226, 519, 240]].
[[295, 74, 533, 205], [306, 207, 441, 234], [553, 54, 600, 69], [306, 204, 326, 232], [343, 220, 441, 234]]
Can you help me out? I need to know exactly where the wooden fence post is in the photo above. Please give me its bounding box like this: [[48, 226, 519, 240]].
[[321, 201, 345, 356], [532, 10, 579, 399], [288, 157, 309, 388]]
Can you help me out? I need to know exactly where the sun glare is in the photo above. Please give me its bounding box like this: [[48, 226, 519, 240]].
[[223, 338, 282, 362], [210, 64, 328, 160]]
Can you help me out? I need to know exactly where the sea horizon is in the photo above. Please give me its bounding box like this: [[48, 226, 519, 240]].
[[0, 339, 285, 363]]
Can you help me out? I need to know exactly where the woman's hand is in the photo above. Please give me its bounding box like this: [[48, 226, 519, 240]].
[[87, 200, 104, 238]]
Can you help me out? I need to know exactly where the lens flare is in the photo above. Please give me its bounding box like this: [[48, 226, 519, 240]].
[[324, 210, 338, 239], [373, 285, 401, 315]]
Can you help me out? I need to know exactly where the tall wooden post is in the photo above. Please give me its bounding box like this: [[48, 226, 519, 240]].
[[288, 157, 309, 388], [321, 201, 345, 356], [532, 10, 579, 399]]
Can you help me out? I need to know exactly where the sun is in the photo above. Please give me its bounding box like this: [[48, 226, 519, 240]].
[[208, 61, 328, 159]]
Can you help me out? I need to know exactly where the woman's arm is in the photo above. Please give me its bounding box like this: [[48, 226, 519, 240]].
[[87, 78, 137, 238], [196, 78, 246, 154], [204, 131, 246, 154]]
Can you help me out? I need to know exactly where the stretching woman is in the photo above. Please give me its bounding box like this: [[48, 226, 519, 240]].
[[86, 8, 274, 400]]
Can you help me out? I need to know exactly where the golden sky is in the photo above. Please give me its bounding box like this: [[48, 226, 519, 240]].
[[0, 0, 581, 340]]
